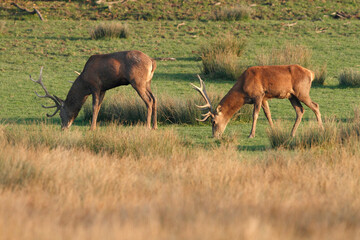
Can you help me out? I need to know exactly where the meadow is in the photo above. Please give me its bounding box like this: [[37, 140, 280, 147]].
[[0, 0, 360, 239]]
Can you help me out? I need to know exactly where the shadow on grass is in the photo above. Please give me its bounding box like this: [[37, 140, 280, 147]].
[[0, 117, 89, 127], [155, 72, 238, 84], [155, 72, 199, 82], [160, 57, 199, 62], [26, 35, 90, 41], [237, 145, 267, 151], [311, 83, 360, 90]]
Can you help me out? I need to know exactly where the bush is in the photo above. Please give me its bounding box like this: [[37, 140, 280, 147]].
[[90, 22, 130, 39], [213, 5, 253, 21], [256, 43, 312, 68], [339, 68, 360, 87], [200, 34, 246, 80]]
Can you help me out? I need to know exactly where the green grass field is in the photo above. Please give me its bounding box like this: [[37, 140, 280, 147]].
[[0, 1, 360, 239], [1, 18, 359, 148]]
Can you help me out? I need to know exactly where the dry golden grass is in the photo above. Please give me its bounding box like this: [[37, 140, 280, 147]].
[[1, 124, 360, 239]]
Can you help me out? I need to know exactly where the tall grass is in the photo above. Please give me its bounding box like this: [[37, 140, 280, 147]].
[[213, 5, 253, 21], [268, 111, 360, 149], [313, 63, 327, 86], [338, 68, 360, 87], [256, 43, 327, 85], [83, 93, 253, 125], [1, 123, 182, 159], [256, 43, 312, 68], [90, 22, 130, 39], [84, 94, 203, 125], [1, 122, 360, 239], [0, 156, 40, 190], [200, 34, 246, 80]]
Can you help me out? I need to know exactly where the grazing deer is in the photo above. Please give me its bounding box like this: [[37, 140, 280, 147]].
[[191, 65, 323, 138], [30, 50, 157, 130]]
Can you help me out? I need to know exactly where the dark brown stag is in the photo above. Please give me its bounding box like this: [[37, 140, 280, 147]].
[[192, 65, 323, 138], [30, 50, 157, 130]]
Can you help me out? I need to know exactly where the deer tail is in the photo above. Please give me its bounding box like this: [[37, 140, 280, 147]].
[[151, 59, 157, 75], [309, 70, 315, 82], [148, 59, 157, 81]]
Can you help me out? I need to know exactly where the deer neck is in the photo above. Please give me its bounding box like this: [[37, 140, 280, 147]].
[[217, 89, 245, 121], [63, 78, 89, 120]]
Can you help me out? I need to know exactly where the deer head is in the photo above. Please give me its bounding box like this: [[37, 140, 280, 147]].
[[30, 67, 74, 130], [191, 75, 229, 138]]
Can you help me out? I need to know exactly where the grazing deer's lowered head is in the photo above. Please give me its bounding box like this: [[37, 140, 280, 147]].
[[191, 75, 230, 138], [192, 65, 323, 139], [29, 66, 72, 130], [30, 50, 157, 130]]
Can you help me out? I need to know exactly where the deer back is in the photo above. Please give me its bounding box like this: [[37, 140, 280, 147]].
[[78, 50, 155, 91], [231, 65, 313, 100]]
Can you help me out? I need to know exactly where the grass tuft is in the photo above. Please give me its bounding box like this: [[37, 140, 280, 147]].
[[313, 64, 327, 86], [256, 43, 312, 68], [90, 22, 130, 39], [199, 34, 246, 80], [338, 68, 360, 87], [213, 5, 253, 21], [268, 111, 360, 149]]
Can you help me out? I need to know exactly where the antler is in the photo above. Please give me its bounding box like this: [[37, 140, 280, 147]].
[[30, 67, 63, 117], [191, 75, 214, 122]]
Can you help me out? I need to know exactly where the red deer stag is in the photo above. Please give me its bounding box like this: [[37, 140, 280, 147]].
[[191, 65, 323, 138], [30, 50, 157, 130]]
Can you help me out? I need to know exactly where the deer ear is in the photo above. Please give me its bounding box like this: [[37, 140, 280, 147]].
[[216, 105, 222, 113], [54, 95, 64, 107]]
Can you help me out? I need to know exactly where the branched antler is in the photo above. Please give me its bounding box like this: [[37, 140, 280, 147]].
[[30, 67, 63, 117], [191, 75, 214, 122]]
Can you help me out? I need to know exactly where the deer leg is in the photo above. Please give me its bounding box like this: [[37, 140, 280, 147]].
[[90, 91, 105, 130], [289, 96, 304, 137], [132, 85, 153, 129], [146, 83, 157, 129], [262, 99, 274, 128], [298, 96, 323, 129], [249, 97, 263, 138]]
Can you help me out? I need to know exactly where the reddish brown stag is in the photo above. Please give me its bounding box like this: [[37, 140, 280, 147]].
[[30, 50, 157, 130], [192, 65, 323, 138]]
